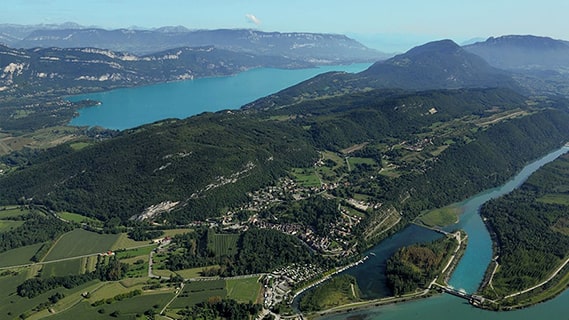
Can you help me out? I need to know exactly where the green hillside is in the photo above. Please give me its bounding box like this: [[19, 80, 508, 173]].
[[1, 88, 569, 229]]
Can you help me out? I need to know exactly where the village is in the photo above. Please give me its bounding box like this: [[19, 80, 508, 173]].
[[219, 174, 372, 256]]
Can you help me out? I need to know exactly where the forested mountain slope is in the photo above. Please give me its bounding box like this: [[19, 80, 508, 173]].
[[2, 88, 568, 225], [244, 40, 519, 110]]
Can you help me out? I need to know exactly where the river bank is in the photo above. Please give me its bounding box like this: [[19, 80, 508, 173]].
[[317, 146, 569, 320], [300, 230, 468, 319]]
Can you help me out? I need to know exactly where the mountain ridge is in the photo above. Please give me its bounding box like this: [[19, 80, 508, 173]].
[[244, 39, 519, 110], [0, 24, 388, 62], [0, 44, 313, 99], [464, 35, 569, 70]]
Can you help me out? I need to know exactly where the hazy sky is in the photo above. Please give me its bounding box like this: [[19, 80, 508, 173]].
[[2, 0, 568, 52]]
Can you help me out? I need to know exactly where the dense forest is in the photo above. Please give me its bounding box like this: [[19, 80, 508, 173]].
[[480, 154, 569, 300], [385, 236, 457, 295]]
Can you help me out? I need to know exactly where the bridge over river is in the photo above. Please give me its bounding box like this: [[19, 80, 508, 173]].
[[431, 283, 486, 306]]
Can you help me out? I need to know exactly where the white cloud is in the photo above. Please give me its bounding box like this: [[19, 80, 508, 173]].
[[245, 13, 261, 26]]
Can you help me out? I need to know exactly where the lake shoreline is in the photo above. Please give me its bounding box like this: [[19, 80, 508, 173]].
[[66, 63, 373, 130]]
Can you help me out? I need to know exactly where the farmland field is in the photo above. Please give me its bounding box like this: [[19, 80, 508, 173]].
[[41, 259, 82, 278], [89, 282, 137, 301], [226, 277, 261, 303], [58, 211, 101, 225], [162, 228, 193, 237], [44, 229, 120, 261], [291, 168, 321, 187], [170, 279, 227, 308], [116, 246, 155, 259], [207, 233, 240, 257], [173, 265, 220, 279], [347, 156, 376, 168], [47, 292, 175, 320], [416, 204, 462, 228], [537, 193, 569, 206], [0, 219, 24, 232], [81, 256, 99, 273], [0, 206, 34, 219], [111, 233, 153, 250], [0, 270, 99, 320], [0, 243, 45, 267]]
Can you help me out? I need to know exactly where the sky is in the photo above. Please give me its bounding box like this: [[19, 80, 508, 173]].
[[2, 0, 568, 52]]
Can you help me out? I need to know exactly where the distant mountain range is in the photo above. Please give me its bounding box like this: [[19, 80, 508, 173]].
[[464, 35, 569, 71], [0, 23, 387, 63], [0, 44, 315, 98]]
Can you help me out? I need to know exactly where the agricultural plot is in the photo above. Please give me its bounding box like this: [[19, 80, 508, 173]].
[[0, 219, 24, 232], [416, 205, 462, 228], [122, 257, 149, 278], [170, 279, 227, 309], [81, 256, 99, 274], [0, 270, 99, 320], [174, 265, 220, 279], [44, 229, 120, 261], [41, 259, 82, 278], [226, 277, 261, 303], [58, 211, 101, 225], [207, 233, 240, 257], [0, 206, 34, 219], [291, 168, 321, 187], [347, 157, 376, 168], [537, 193, 569, 206], [111, 233, 153, 250], [46, 292, 175, 320], [89, 282, 135, 301], [0, 243, 45, 268], [116, 246, 155, 260]]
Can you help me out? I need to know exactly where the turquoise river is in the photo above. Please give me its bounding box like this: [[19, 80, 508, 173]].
[[322, 146, 569, 320], [68, 63, 371, 130]]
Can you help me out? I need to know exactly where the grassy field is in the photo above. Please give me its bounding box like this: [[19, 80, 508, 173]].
[[300, 275, 361, 311], [416, 205, 462, 228], [58, 211, 102, 225], [81, 256, 99, 274], [347, 157, 376, 168], [173, 265, 220, 279], [291, 168, 321, 187], [0, 243, 45, 267], [47, 292, 175, 320], [41, 259, 82, 278], [226, 277, 261, 303], [162, 228, 192, 237], [0, 206, 33, 219], [170, 279, 227, 309], [207, 233, 240, 257], [45, 229, 120, 261], [537, 193, 569, 206], [111, 233, 153, 251], [0, 270, 99, 320], [0, 219, 24, 232], [89, 282, 137, 301], [69, 142, 92, 151], [116, 246, 156, 260]]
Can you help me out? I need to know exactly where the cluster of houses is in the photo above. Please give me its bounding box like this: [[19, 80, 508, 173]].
[[261, 263, 323, 308]]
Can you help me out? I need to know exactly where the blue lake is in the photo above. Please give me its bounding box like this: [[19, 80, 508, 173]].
[[68, 64, 371, 130]]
